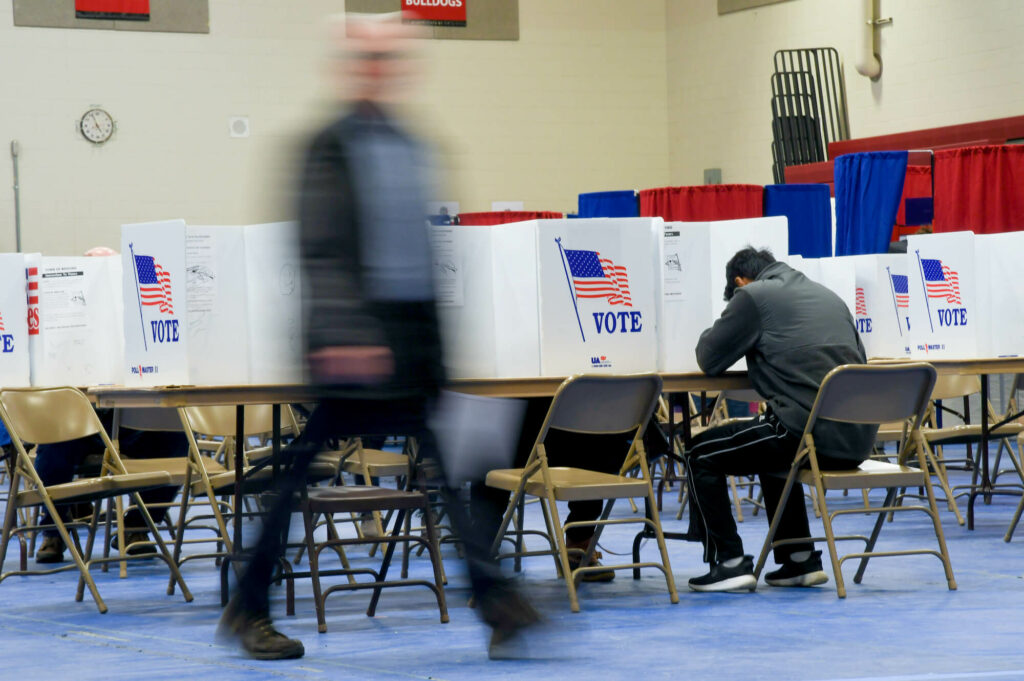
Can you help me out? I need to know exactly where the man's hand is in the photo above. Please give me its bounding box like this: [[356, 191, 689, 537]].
[[308, 345, 394, 384]]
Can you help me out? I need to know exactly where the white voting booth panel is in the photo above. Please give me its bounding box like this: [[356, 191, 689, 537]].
[[658, 217, 789, 372], [538, 218, 660, 375], [438, 218, 659, 378], [186, 225, 250, 385], [33, 256, 124, 386], [243, 222, 305, 384], [793, 257, 857, 318], [0, 254, 30, 387], [122, 220, 190, 386], [975, 232, 1024, 358], [907, 231, 979, 359], [846, 254, 912, 359], [434, 223, 541, 379]]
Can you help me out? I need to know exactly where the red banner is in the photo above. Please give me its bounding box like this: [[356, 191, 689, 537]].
[[76, 0, 150, 21], [401, 0, 467, 27]]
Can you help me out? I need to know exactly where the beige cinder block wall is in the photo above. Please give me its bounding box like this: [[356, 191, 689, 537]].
[[0, 0, 671, 255], [666, 0, 1024, 186]]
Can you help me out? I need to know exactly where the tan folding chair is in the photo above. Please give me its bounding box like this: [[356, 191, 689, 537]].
[[486, 374, 678, 612], [0, 388, 193, 613], [897, 375, 1024, 526], [172, 404, 336, 568], [753, 363, 957, 598]]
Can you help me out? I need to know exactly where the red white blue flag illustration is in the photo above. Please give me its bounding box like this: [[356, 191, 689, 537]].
[[563, 249, 632, 307], [890, 273, 909, 309], [134, 253, 174, 314], [855, 287, 867, 316], [921, 258, 961, 305]]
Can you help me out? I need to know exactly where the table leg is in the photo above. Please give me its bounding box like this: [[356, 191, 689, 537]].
[[234, 405, 244, 553], [967, 375, 992, 530]]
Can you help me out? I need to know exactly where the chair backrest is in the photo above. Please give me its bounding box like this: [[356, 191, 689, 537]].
[[180, 404, 275, 437], [119, 407, 183, 433], [808, 363, 936, 431], [541, 374, 663, 438], [930, 374, 981, 401], [0, 387, 103, 445]]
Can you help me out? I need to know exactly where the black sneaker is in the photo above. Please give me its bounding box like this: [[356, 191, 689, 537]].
[[688, 555, 756, 592], [764, 550, 829, 587], [218, 599, 304, 660], [35, 535, 65, 564]]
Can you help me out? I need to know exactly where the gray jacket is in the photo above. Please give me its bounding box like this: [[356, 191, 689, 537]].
[[696, 261, 877, 461]]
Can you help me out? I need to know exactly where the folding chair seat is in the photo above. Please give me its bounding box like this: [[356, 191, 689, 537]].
[[754, 363, 957, 598], [0, 388, 193, 613], [298, 484, 448, 633], [486, 374, 678, 613]]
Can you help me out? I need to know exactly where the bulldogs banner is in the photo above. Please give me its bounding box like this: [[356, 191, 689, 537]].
[[0, 254, 31, 387], [122, 220, 189, 385]]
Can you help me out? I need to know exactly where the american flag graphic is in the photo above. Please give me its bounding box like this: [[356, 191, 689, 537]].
[[855, 287, 867, 316], [134, 254, 174, 314], [891, 274, 909, 309], [921, 258, 961, 305], [564, 249, 632, 307], [0, 311, 5, 332]]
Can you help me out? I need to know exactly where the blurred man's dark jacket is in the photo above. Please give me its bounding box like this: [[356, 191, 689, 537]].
[[298, 101, 444, 401]]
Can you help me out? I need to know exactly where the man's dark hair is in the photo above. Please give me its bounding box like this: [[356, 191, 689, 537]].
[[724, 247, 776, 301]]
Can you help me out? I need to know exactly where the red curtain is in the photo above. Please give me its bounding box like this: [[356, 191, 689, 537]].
[[76, 0, 150, 18], [934, 145, 1024, 234], [457, 211, 563, 226], [638, 184, 763, 221]]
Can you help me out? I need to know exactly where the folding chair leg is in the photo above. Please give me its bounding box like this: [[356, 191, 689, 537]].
[[536, 493, 563, 577], [754, 469, 798, 580], [923, 446, 964, 525], [513, 494, 525, 573], [814, 481, 846, 598], [39, 493, 107, 612], [572, 500, 615, 589], [420, 501, 450, 623], [543, 494, 580, 612], [367, 509, 407, 618], [853, 487, 897, 584], [303, 509, 329, 633], [642, 480, 679, 604], [1005, 494, 1024, 542], [76, 499, 103, 602], [130, 492, 193, 602], [920, 463, 957, 591], [728, 475, 744, 523], [323, 514, 357, 585]]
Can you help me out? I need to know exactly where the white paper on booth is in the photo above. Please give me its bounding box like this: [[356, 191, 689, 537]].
[[186, 226, 250, 385], [662, 225, 685, 300], [491, 221, 541, 378], [435, 225, 501, 378], [658, 222, 710, 372], [907, 231, 977, 359], [35, 256, 124, 386], [121, 220, 190, 385], [537, 218, 659, 376], [430, 225, 464, 307], [0, 254, 30, 387], [243, 222, 304, 384]]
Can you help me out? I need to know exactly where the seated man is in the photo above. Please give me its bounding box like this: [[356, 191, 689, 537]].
[[33, 409, 187, 563], [683, 247, 877, 592]]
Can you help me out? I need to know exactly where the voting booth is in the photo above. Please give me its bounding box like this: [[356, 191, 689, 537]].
[[657, 216, 788, 372], [846, 254, 912, 358], [437, 218, 661, 378], [186, 225, 250, 385], [907, 231, 979, 359], [0, 254, 31, 387], [243, 222, 305, 384], [975, 232, 1024, 358], [31, 255, 124, 386], [122, 220, 190, 386], [791, 256, 858, 318]]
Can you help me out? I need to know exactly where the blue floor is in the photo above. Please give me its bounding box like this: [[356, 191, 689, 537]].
[[2, 446, 1023, 681]]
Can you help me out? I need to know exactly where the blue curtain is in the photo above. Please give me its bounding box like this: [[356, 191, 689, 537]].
[[763, 184, 832, 258], [577, 191, 638, 218], [834, 151, 908, 256]]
